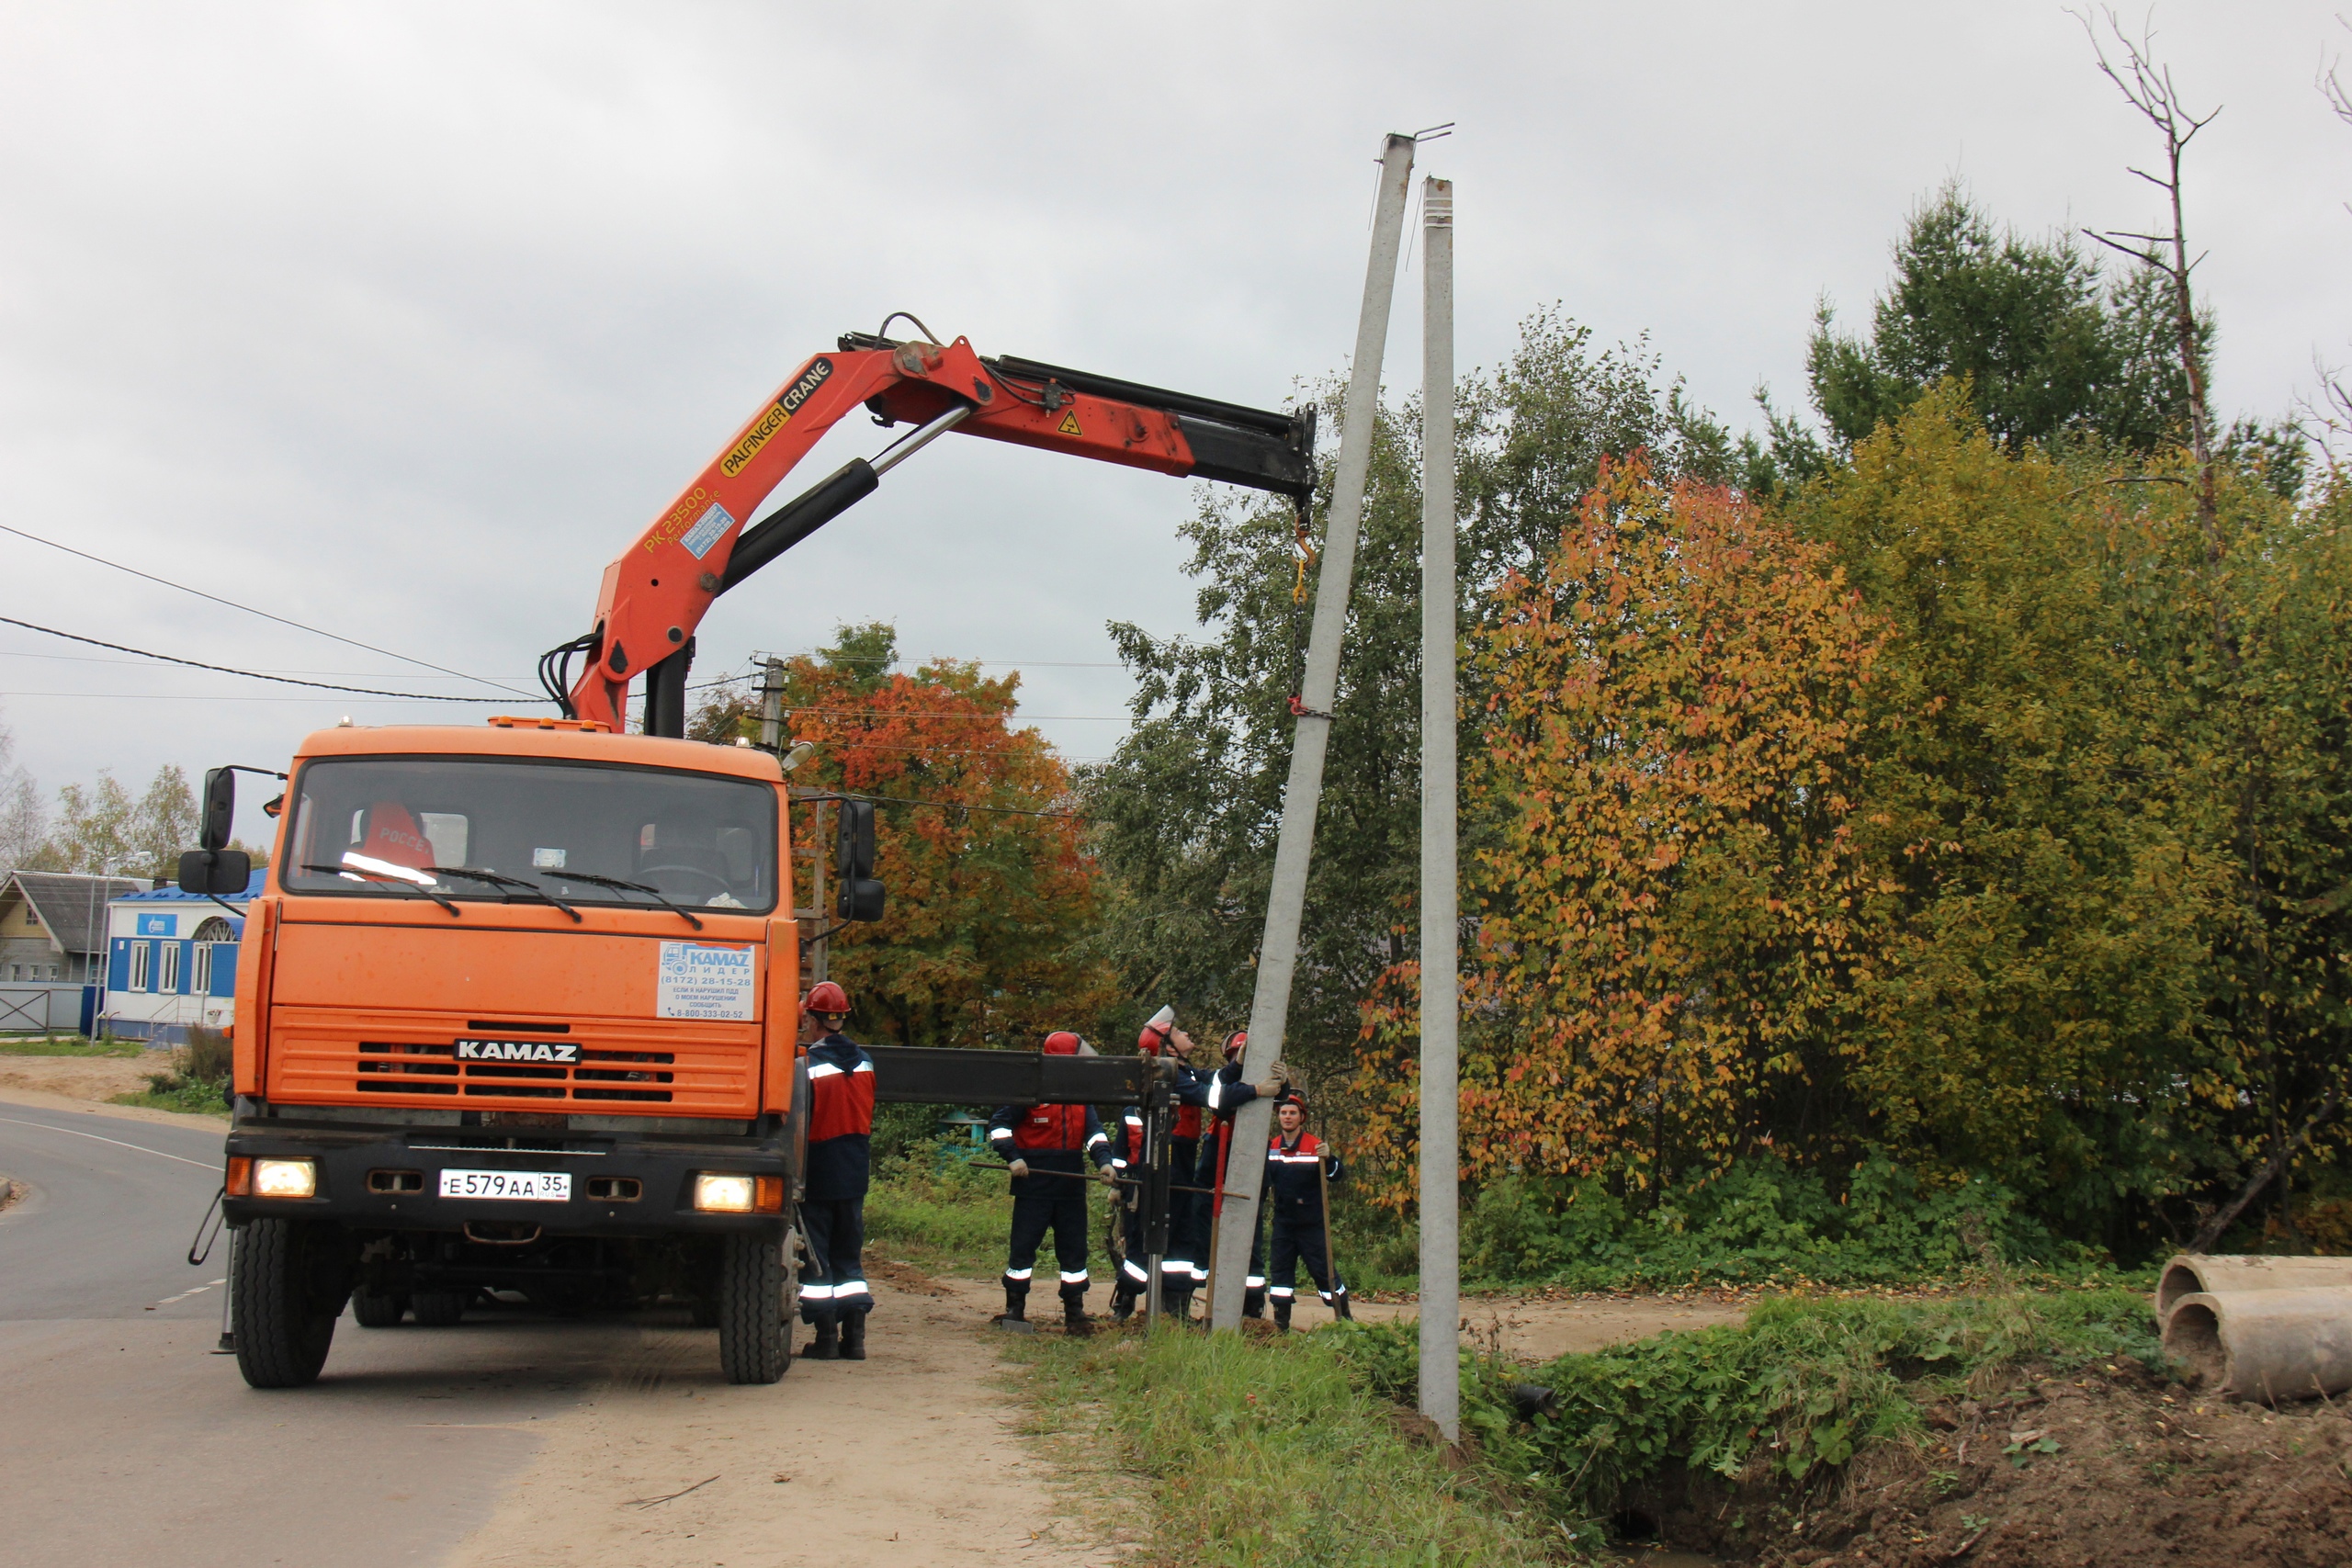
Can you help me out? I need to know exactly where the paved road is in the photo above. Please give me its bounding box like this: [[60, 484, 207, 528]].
[[0, 1097, 662, 1568]]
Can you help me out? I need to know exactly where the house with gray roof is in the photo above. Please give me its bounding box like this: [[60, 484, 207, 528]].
[[0, 872, 148, 986], [0, 872, 149, 1032]]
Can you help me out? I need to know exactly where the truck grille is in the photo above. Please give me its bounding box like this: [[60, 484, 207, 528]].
[[266, 1006, 761, 1116], [357, 1042, 678, 1101]]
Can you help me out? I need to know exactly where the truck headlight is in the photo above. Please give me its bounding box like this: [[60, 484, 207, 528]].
[[253, 1158, 317, 1199], [693, 1173, 783, 1213], [694, 1173, 755, 1213]]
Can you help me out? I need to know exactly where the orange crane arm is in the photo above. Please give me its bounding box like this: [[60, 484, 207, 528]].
[[545, 331, 1317, 733]]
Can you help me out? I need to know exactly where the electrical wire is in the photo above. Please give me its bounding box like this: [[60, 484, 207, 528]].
[[0, 522, 531, 697], [0, 617, 534, 703], [834, 787, 1088, 822]]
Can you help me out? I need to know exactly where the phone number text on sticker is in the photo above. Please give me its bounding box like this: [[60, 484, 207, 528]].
[[657, 941, 757, 1020], [438, 1169, 572, 1201]]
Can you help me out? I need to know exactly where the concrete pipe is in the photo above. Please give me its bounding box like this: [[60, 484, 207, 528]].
[[2163, 1287, 2352, 1404], [2154, 1254, 2352, 1319]]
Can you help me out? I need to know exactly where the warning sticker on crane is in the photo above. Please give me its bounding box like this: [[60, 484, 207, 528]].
[[657, 942, 757, 1020], [1057, 411, 1083, 437], [679, 501, 735, 559]]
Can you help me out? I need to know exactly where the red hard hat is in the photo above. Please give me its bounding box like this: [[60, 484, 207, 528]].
[[1043, 1031, 1081, 1056], [1137, 1024, 1170, 1055], [1223, 1030, 1247, 1058], [804, 981, 850, 1015]]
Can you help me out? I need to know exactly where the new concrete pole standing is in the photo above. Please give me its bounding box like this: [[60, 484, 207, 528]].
[[1208, 131, 1418, 1332], [1417, 175, 1460, 1441]]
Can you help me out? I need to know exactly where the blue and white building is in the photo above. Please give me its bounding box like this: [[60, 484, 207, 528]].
[[102, 871, 266, 1043]]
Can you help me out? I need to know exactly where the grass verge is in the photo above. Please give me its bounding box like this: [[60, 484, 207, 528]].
[[1004, 1289, 2167, 1563], [1010, 1325, 1577, 1567], [864, 1145, 1019, 1277], [109, 1077, 230, 1114], [0, 1035, 142, 1058]]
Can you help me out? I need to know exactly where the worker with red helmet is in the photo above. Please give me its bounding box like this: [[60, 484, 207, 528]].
[[797, 980, 876, 1360], [1196, 1028, 1288, 1315], [1261, 1091, 1350, 1330], [987, 1031, 1117, 1336], [1110, 1009, 1280, 1321]]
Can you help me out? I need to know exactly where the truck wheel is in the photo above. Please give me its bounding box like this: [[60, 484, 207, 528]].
[[351, 1289, 406, 1327], [718, 1232, 788, 1384], [411, 1290, 469, 1326], [233, 1218, 340, 1388]]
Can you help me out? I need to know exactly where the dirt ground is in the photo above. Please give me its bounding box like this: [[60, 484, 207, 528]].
[[445, 1269, 1121, 1568], [1642, 1362, 2352, 1568], [0, 1053, 160, 1106]]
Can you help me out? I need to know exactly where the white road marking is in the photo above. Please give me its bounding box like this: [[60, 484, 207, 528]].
[[152, 1280, 226, 1307], [0, 1116, 217, 1170]]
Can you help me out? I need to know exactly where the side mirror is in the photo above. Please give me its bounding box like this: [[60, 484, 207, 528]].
[[178, 849, 252, 897], [837, 876, 885, 922], [200, 767, 235, 851], [835, 799, 876, 882]]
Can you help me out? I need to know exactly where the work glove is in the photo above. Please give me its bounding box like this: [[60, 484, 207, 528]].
[[1097, 1164, 1120, 1187], [1008, 1158, 1030, 1180], [1252, 1078, 1284, 1099]]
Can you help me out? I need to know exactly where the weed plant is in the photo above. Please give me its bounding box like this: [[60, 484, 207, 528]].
[[110, 1027, 233, 1114]]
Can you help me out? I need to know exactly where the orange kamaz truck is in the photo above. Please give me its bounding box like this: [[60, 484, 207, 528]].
[[187, 327, 1313, 1387]]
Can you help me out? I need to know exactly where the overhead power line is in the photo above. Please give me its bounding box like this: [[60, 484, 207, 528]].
[[0, 522, 531, 697], [0, 616, 537, 703]]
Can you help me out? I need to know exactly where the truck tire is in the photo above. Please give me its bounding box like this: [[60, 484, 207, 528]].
[[351, 1289, 406, 1327], [718, 1231, 788, 1384], [233, 1218, 340, 1388], [411, 1290, 468, 1326]]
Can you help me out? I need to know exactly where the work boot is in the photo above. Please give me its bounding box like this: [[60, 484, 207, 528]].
[[802, 1321, 840, 1360], [1110, 1288, 1136, 1322], [1332, 1291, 1353, 1322], [999, 1283, 1027, 1323], [1061, 1291, 1093, 1337], [1274, 1300, 1293, 1334], [840, 1311, 867, 1360], [1160, 1290, 1191, 1322]]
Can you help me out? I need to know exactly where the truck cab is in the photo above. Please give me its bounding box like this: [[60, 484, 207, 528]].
[[209, 717, 813, 1386]]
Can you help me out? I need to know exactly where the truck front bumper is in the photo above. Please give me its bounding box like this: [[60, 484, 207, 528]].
[[221, 1112, 794, 1239]]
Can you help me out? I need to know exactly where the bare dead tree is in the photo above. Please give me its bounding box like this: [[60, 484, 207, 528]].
[[2322, 13, 2352, 132], [2072, 6, 2222, 545], [2302, 17, 2352, 472]]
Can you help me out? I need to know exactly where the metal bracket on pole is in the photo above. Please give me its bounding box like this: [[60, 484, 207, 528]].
[[1208, 130, 1419, 1332], [1417, 175, 1461, 1442]]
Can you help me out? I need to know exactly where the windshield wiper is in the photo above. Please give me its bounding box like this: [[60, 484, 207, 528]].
[[300, 863, 462, 917], [425, 867, 582, 923], [550, 872, 706, 931]]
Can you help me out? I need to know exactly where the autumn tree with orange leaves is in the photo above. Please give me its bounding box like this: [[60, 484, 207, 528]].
[[1352, 457, 1886, 1203], [694, 624, 1116, 1051]]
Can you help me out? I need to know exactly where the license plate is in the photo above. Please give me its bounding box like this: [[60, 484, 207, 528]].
[[437, 1168, 572, 1201]]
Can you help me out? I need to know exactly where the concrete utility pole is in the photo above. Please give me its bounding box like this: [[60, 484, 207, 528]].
[[1209, 131, 1418, 1332], [1417, 175, 1460, 1441]]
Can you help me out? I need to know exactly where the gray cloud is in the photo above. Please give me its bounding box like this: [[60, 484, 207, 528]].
[[1, 1, 2344, 847]]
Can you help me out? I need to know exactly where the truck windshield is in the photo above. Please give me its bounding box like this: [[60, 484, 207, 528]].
[[278, 756, 778, 914]]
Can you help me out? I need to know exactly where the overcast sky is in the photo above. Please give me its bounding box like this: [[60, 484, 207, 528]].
[[2, 2, 2346, 849]]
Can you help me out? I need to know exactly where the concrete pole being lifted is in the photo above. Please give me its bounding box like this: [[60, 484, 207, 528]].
[[1209, 131, 1418, 1332], [1417, 175, 1460, 1441]]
